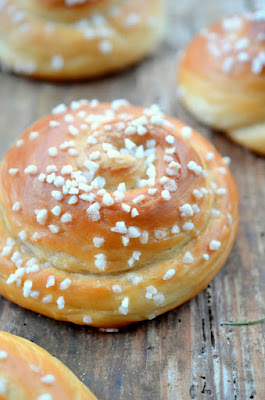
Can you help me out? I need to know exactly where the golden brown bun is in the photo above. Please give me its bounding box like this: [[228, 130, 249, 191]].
[[0, 100, 238, 328], [178, 10, 265, 155], [0, 0, 165, 80], [0, 331, 96, 399]]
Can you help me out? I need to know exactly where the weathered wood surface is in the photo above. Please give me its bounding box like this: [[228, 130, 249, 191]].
[[0, 0, 265, 399]]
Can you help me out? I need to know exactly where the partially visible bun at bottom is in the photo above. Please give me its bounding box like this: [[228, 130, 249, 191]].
[[0, 331, 96, 399]]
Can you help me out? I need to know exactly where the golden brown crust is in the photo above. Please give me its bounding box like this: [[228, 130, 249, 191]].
[[0, 331, 96, 399], [0, 100, 238, 328], [178, 10, 265, 155], [35, 0, 105, 8], [0, 0, 165, 80]]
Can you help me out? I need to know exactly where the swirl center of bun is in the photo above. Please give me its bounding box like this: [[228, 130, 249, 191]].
[[1, 100, 211, 275]]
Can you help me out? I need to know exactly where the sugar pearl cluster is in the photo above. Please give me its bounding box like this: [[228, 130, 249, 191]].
[[1, 99, 230, 321], [203, 10, 265, 75]]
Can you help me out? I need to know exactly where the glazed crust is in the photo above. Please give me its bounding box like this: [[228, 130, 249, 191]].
[[0, 0, 165, 80], [0, 100, 238, 328], [178, 10, 265, 155], [0, 331, 96, 399]]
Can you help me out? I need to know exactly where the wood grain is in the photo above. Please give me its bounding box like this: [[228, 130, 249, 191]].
[[0, 0, 264, 399]]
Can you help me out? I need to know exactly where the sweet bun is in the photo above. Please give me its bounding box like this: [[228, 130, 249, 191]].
[[0, 0, 165, 80], [0, 100, 238, 328], [0, 330, 96, 399], [178, 10, 265, 155]]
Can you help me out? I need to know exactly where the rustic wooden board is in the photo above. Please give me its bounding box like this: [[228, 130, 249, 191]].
[[0, 0, 265, 399]]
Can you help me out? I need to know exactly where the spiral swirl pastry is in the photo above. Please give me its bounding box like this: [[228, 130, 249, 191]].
[[0, 100, 238, 328], [0, 0, 165, 80], [178, 10, 265, 155], [0, 331, 96, 399]]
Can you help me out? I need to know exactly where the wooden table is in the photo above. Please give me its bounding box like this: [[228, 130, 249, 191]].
[[0, 0, 264, 399]]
